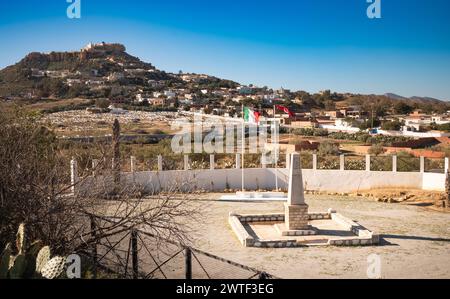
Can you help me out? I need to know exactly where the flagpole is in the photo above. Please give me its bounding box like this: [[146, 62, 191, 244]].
[[274, 120, 279, 192], [272, 105, 278, 191], [241, 104, 245, 192]]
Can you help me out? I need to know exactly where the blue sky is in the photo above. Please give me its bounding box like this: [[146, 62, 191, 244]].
[[1, 0, 449, 100]]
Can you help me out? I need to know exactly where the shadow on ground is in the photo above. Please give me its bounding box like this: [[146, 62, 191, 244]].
[[381, 234, 450, 243]]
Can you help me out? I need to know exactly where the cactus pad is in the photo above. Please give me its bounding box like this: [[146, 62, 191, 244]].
[[35, 246, 51, 274], [41, 256, 66, 279]]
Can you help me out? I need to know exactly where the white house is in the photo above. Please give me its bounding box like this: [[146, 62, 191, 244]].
[[108, 105, 128, 115], [237, 86, 255, 95], [108, 72, 124, 82], [135, 93, 151, 103], [164, 90, 176, 98]]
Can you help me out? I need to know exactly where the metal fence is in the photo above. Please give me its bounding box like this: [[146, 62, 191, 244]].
[[83, 216, 277, 279]]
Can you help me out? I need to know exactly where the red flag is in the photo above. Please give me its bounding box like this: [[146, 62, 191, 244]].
[[275, 105, 295, 117]]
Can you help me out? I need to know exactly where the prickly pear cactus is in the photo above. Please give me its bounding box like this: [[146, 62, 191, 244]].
[[24, 240, 43, 277], [16, 223, 25, 254], [9, 254, 27, 279], [35, 246, 51, 274], [27, 240, 43, 257], [0, 244, 12, 279], [0, 224, 68, 279], [8, 255, 16, 269], [41, 256, 65, 279]]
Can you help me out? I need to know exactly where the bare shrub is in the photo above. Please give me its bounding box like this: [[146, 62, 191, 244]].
[[0, 110, 201, 257], [318, 141, 340, 156], [0, 109, 93, 253]]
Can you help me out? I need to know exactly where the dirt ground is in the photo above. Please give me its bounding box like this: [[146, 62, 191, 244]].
[[187, 194, 450, 279]]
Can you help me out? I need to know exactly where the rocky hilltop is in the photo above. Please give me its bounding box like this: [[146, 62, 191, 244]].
[[0, 42, 178, 99], [0, 42, 238, 101]]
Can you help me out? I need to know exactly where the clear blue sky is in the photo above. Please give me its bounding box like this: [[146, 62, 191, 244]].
[[1, 0, 449, 100]]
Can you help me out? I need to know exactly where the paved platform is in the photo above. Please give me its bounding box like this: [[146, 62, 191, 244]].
[[228, 211, 379, 247], [250, 219, 357, 245], [220, 191, 287, 202]]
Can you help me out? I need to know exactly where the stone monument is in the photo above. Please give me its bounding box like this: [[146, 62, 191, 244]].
[[285, 153, 309, 229], [228, 151, 379, 247], [278, 152, 316, 235]]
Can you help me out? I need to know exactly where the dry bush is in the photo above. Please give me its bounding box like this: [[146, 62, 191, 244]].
[[0, 109, 201, 256], [0, 109, 94, 253]]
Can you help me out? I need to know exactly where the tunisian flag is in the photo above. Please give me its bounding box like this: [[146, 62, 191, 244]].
[[275, 105, 295, 117]]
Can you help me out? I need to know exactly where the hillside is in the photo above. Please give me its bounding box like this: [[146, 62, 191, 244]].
[[0, 42, 447, 116], [0, 43, 240, 101], [0, 43, 180, 99], [385, 93, 444, 105]]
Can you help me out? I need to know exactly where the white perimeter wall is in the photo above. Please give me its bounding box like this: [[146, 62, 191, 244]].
[[422, 172, 446, 191], [78, 168, 445, 194]]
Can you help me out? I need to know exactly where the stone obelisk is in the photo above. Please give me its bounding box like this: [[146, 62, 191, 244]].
[[285, 153, 310, 230]]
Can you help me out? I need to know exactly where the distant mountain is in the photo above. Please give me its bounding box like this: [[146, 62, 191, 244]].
[[409, 96, 443, 103], [384, 93, 407, 101], [384, 93, 445, 104]]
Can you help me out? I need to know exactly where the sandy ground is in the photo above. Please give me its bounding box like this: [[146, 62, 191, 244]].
[[187, 194, 450, 279]]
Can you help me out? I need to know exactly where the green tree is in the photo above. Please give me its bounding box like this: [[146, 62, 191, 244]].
[[394, 102, 413, 115], [436, 123, 450, 132], [95, 98, 111, 109], [381, 120, 402, 131], [368, 144, 385, 156]]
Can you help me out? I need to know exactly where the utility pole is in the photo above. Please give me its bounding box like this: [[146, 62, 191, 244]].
[[112, 119, 121, 194], [371, 103, 374, 130]]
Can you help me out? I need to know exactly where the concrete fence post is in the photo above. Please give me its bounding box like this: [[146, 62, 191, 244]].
[[130, 156, 136, 183], [420, 156, 425, 173], [312, 154, 317, 170], [70, 158, 78, 195], [339, 154, 345, 171], [261, 153, 267, 168], [235, 153, 241, 169], [366, 154, 371, 172], [157, 155, 163, 171], [184, 154, 189, 171], [130, 156, 136, 173], [92, 159, 99, 177], [210, 154, 215, 170], [392, 155, 397, 172], [445, 157, 449, 174]]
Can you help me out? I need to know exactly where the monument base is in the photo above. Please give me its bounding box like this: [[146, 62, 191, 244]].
[[274, 223, 317, 236], [228, 210, 380, 247], [220, 191, 287, 202], [284, 203, 310, 230]]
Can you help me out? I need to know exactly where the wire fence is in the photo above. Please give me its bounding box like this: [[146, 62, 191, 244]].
[[317, 155, 339, 170], [397, 156, 420, 172], [371, 156, 393, 172], [78, 153, 449, 176], [425, 158, 445, 173], [344, 156, 366, 170], [81, 216, 277, 279]]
